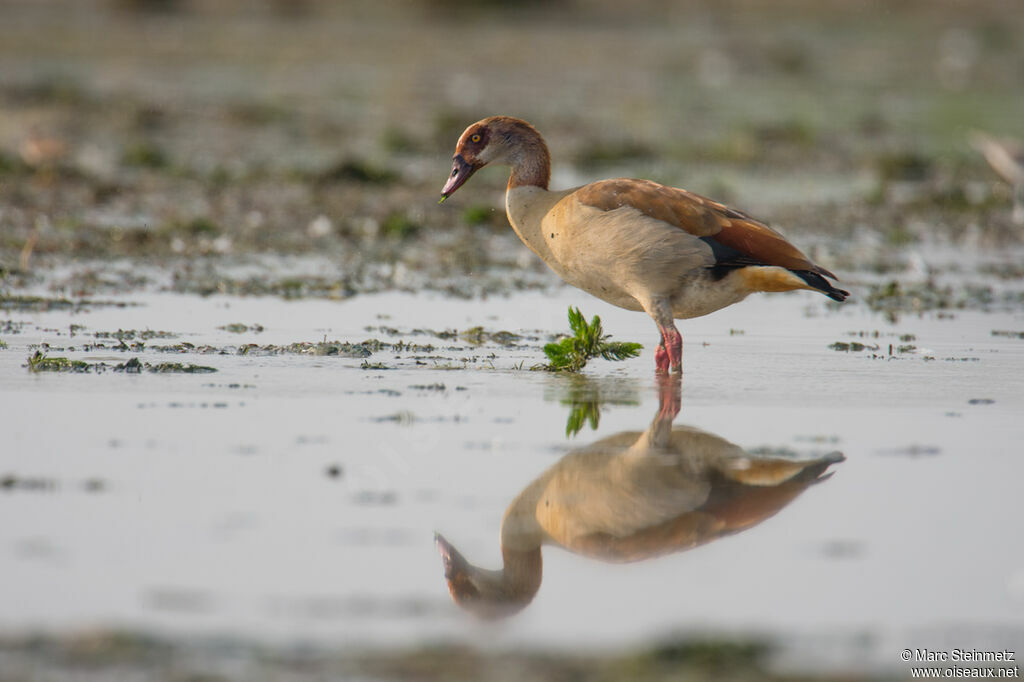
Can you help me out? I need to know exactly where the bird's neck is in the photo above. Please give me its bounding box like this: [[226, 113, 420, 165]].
[[505, 129, 551, 190], [508, 154, 551, 190], [505, 184, 570, 267]]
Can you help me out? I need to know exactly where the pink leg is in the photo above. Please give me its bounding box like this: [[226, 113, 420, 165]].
[[654, 337, 671, 374], [655, 323, 683, 374], [663, 324, 683, 373], [645, 299, 683, 374]]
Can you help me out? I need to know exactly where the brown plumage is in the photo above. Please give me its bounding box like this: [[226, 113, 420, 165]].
[[440, 116, 848, 372], [574, 178, 838, 277]]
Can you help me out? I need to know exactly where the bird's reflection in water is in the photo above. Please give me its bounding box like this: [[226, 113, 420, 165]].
[[435, 374, 844, 619]]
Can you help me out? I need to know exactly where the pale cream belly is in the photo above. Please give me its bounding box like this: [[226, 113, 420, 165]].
[[551, 263, 754, 320], [668, 272, 754, 319], [553, 265, 646, 312]]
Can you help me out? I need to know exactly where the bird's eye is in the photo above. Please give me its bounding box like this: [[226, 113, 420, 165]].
[[471, 134, 481, 143]]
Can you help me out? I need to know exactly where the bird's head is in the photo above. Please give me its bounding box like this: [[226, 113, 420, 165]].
[[439, 116, 547, 202], [440, 120, 492, 201]]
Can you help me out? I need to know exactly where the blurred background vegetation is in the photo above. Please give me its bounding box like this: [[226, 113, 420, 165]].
[[1, 0, 1022, 286]]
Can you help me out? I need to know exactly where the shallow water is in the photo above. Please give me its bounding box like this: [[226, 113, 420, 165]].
[[2, 282, 1022, 674]]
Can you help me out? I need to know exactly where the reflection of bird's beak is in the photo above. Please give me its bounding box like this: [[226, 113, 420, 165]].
[[439, 155, 477, 203], [435, 532, 483, 606], [434, 532, 465, 579]]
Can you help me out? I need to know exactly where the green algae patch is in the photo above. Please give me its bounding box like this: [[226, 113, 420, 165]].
[[3, 295, 75, 312], [113, 358, 217, 373], [145, 362, 217, 374], [26, 352, 91, 373], [365, 325, 540, 347], [2, 295, 134, 312], [151, 340, 383, 357], [459, 327, 524, 346], [118, 357, 145, 373], [235, 340, 385, 358], [94, 329, 178, 341], [865, 279, 1024, 321], [828, 341, 878, 352], [25, 352, 216, 374], [171, 274, 356, 300], [298, 340, 380, 357]]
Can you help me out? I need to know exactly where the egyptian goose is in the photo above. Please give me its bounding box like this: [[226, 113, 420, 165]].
[[440, 116, 848, 372], [435, 376, 845, 618]]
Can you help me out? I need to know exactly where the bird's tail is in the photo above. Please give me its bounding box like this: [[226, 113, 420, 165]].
[[795, 270, 849, 302]]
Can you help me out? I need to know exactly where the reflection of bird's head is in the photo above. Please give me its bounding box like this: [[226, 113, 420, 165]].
[[435, 533, 541, 620]]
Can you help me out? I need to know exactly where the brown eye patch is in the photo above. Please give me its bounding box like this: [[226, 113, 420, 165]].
[[461, 126, 489, 153]]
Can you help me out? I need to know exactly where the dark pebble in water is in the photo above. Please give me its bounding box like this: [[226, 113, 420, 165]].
[[326, 465, 343, 479]]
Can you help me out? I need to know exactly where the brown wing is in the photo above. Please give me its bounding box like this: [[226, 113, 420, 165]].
[[575, 178, 833, 277], [567, 511, 725, 563]]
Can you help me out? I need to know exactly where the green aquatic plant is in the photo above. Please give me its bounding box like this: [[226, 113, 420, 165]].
[[539, 307, 642, 372]]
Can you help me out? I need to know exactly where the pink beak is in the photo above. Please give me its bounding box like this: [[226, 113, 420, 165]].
[[440, 154, 477, 202]]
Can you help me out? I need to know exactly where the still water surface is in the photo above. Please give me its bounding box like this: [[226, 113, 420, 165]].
[[1, 288, 1022, 672]]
